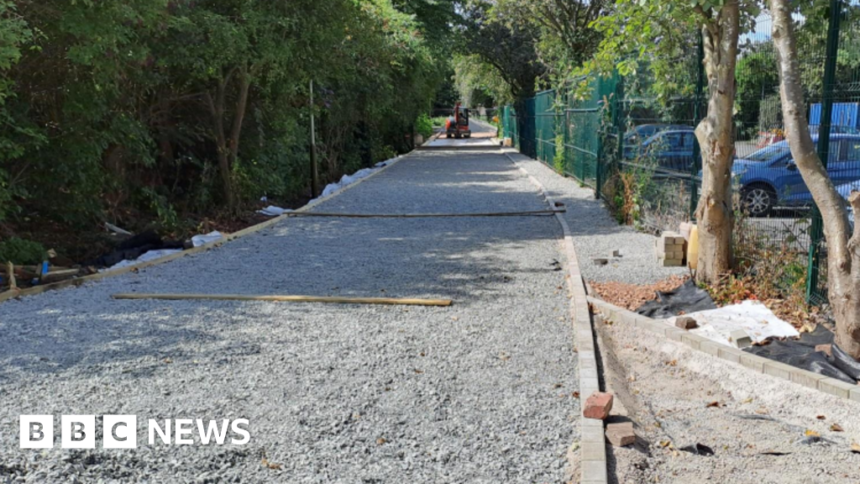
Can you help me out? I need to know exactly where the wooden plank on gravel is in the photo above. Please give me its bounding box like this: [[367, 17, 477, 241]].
[[111, 293, 453, 307], [285, 209, 564, 218]]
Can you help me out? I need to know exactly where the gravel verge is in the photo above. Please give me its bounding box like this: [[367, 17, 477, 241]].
[[508, 153, 687, 285], [597, 316, 860, 484], [0, 150, 579, 483]]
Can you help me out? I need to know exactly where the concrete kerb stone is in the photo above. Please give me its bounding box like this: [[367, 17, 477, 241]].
[[501, 151, 608, 484], [585, 294, 860, 403]]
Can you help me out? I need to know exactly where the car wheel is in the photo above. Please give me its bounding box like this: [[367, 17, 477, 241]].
[[741, 185, 776, 217]]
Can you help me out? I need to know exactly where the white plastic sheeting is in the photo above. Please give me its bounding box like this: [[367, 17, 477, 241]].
[[104, 231, 224, 271], [191, 231, 223, 248], [666, 300, 799, 346], [257, 206, 292, 216], [256, 158, 396, 217], [104, 249, 182, 271]]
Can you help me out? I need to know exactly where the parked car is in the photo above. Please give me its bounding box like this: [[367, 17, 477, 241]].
[[623, 124, 694, 146], [624, 129, 698, 172], [733, 134, 860, 216]]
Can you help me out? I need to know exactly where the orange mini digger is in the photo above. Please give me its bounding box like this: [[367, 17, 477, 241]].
[[445, 103, 471, 139]]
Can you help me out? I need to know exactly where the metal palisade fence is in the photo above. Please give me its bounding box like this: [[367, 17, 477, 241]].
[[501, 0, 860, 305]]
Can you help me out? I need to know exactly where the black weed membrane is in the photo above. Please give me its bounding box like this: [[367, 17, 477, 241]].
[[635, 282, 860, 384]]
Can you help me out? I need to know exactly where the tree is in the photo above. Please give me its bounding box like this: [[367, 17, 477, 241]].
[[770, 0, 860, 357], [494, 0, 610, 81], [458, 2, 545, 155], [591, 0, 749, 284]]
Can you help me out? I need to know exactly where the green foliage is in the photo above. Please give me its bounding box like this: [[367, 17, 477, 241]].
[[553, 134, 566, 173], [0, 237, 45, 265], [416, 114, 434, 139], [0, 0, 453, 234]]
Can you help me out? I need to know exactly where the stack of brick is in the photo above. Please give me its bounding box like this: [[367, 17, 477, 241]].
[[656, 231, 686, 267]]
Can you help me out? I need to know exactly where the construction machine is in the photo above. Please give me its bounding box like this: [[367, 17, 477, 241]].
[[445, 103, 471, 139]]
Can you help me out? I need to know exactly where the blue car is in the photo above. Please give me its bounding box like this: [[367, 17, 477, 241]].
[[624, 124, 695, 146], [733, 134, 860, 216], [624, 129, 697, 172]]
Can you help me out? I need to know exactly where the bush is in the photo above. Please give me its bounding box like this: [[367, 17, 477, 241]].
[[0, 237, 46, 265], [416, 113, 434, 138]]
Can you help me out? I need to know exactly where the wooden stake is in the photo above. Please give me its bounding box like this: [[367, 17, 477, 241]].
[[6, 261, 16, 290], [111, 293, 452, 307]]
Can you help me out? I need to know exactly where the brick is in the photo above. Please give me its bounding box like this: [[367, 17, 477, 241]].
[[666, 328, 685, 342], [583, 391, 613, 420], [790, 369, 826, 390], [675, 316, 698, 330], [819, 378, 855, 399], [581, 441, 606, 461], [762, 360, 795, 380], [681, 333, 702, 349], [605, 422, 636, 447], [739, 353, 764, 372], [700, 340, 722, 356], [815, 344, 832, 358], [730, 329, 752, 349]]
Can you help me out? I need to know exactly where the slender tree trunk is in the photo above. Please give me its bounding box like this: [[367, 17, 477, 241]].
[[694, 3, 740, 284], [771, 0, 860, 358], [228, 66, 251, 169], [205, 77, 236, 209]]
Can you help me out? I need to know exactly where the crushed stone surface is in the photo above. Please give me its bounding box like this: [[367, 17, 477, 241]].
[[508, 153, 688, 285], [0, 150, 579, 483]]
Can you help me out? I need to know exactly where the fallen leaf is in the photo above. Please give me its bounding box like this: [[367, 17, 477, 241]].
[[553, 383, 563, 388], [851, 443, 860, 453], [830, 423, 844, 432], [572, 391, 580, 398], [659, 440, 671, 448], [261, 458, 282, 470], [816, 415, 826, 420], [741, 397, 753, 404], [804, 429, 820, 437], [413, 369, 424, 374], [376, 438, 387, 445], [667, 360, 677, 367], [706, 401, 721, 408]]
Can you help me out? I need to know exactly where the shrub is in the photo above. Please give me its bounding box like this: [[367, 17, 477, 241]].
[[0, 237, 46, 265], [416, 113, 434, 138]]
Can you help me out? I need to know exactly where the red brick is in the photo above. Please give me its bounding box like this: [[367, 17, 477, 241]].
[[583, 391, 613, 420], [605, 422, 635, 446], [675, 316, 698, 330]]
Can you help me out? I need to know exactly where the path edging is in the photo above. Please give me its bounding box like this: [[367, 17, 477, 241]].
[[0, 153, 410, 304], [503, 151, 608, 484], [587, 296, 860, 403]]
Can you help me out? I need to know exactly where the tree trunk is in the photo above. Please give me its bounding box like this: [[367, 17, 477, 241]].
[[228, 66, 251, 171], [205, 78, 235, 209], [771, 0, 860, 358], [693, 4, 740, 284]]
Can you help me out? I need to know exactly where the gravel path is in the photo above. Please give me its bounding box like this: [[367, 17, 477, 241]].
[[0, 150, 579, 483], [507, 153, 687, 285]]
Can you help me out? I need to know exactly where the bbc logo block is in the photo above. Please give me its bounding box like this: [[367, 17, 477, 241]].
[[19, 415, 249, 449]]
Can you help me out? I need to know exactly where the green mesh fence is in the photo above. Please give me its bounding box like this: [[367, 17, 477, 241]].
[[500, 0, 860, 306]]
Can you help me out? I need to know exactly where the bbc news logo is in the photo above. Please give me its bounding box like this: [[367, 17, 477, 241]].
[[19, 416, 250, 449]]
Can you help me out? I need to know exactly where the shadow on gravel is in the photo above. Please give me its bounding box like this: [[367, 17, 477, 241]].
[[0, 152, 567, 379]]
